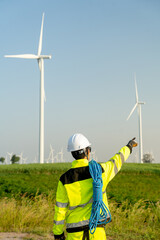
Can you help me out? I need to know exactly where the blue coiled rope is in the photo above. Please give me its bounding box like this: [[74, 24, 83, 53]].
[[89, 159, 112, 234]]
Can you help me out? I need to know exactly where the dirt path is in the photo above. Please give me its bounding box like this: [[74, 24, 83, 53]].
[[0, 232, 114, 240], [0, 233, 55, 240]]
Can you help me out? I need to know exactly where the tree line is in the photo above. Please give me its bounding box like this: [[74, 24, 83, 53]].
[[0, 153, 154, 164], [0, 155, 20, 164]]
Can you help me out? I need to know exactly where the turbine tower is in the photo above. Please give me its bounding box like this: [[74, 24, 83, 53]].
[[4, 13, 51, 164], [127, 74, 145, 163]]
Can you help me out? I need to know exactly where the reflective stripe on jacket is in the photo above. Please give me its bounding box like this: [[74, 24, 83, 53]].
[[53, 145, 130, 236]]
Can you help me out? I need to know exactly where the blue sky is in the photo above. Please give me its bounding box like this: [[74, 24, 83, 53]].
[[1, 0, 160, 163]]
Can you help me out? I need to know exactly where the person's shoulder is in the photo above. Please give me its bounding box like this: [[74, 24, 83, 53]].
[[59, 165, 91, 185], [59, 168, 72, 184]]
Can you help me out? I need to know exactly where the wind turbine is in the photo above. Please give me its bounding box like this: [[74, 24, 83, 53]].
[[5, 155, 8, 165], [18, 152, 23, 164], [127, 74, 145, 163], [4, 13, 51, 164], [58, 148, 64, 163], [18, 152, 27, 164], [7, 152, 13, 164], [46, 144, 54, 163], [54, 154, 59, 163]]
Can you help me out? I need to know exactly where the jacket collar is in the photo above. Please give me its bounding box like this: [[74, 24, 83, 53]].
[[71, 158, 89, 168]]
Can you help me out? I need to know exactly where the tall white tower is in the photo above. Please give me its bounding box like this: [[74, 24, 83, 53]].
[[5, 13, 51, 163]]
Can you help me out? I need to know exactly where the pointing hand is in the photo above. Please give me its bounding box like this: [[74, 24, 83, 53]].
[[127, 137, 138, 153]]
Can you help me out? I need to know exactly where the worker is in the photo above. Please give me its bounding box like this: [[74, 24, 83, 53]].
[[53, 133, 138, 240]]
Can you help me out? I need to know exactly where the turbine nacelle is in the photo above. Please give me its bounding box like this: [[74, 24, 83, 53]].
[[38, 55, 52, 59], [138, 101, 145, 105]]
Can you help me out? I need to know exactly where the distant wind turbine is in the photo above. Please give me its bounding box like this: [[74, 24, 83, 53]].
[[18, 152, 23, 164], [5, 13, 51, 164], [7, 152, 13, 164], [59, 148, 64, 163], [5, 155, 8, 165], [47, 144, 54, 163], [18, 152, 27, 164], [127, 74, 145, 163]]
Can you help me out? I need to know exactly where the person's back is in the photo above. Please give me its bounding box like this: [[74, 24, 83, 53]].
[[60, 158, 94, 232], [53, 133, 137, 240]]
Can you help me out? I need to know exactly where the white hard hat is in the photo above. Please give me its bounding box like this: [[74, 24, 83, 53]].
[[67, 133, 91, 152]]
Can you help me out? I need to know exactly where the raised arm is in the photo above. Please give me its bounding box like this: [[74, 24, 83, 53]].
[[101, 138, 138, 185]]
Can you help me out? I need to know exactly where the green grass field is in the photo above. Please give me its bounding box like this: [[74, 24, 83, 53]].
[[0, 163, 159, 239]]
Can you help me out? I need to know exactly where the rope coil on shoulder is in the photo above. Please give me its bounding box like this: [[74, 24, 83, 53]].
[[89, 159, 111, 234]]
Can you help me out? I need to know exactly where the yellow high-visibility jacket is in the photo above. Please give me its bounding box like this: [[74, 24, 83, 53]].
[[53, 145, 130, 238]]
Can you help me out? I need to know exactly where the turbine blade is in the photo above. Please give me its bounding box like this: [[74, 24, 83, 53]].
[[134, 74, 139, 103], [38, 13, 44, 56], [127, 103, 138, 121], [4, 54, 39, 59]]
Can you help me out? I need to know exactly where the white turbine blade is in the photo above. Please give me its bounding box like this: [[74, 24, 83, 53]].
[[134, 74, 139, 103], [4, 54, 39, 59], [38, 13, 44, 56], [7, 152, 13, 155], [127, 103, 138, 121]]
